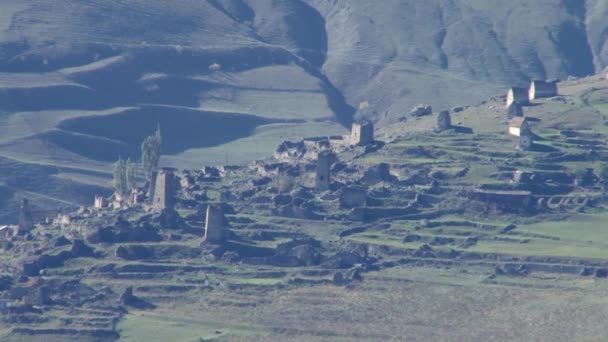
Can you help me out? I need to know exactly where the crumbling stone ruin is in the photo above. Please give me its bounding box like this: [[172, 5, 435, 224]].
[[508, 117, 530, 137], [506, 87, 529, 107], [529, 80, 558, 100], [339, 186, 367, 209], [152, 168, 175, 210], [94, 195, 108, 209], [469, 189, 533, 214], [275, 140, 306, 160], [508, 117, 533, 150], [203, 204, 225, 243], [351, 121, 374, 146], [315, 150, 335, 190], [410, 104, 432, 117], [506, 101, 524, 119], [436, 110, 451, 131]]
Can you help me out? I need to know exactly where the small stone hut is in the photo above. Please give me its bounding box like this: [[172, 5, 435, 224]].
[[528, 80, 558, 100], [506, 87, 529, 107], [436, 110, 451, 131], [351, 121, 374, 146], [508, 117, 530, 137]]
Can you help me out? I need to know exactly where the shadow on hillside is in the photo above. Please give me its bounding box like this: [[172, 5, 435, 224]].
[[453, 126, 474, 134], [54, 106, 277, 161], [530, 143, 559, 153]]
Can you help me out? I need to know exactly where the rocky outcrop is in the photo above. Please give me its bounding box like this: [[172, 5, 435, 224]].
[[410, 104, 432, 117]]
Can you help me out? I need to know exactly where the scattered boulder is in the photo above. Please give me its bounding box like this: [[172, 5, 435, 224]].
[[362, 163, 397, 184], [410, 104, 433, 117]]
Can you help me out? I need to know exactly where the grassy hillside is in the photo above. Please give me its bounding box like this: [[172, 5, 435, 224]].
[[0, 0, 607, 221]]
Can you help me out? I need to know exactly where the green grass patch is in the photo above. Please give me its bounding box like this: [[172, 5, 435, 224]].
[[118, 310, 269, 342]]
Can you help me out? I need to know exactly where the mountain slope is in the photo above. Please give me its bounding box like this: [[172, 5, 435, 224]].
[[0, 0, 607, 220]]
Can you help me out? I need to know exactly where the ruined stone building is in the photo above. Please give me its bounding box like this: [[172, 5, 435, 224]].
[[436, 110, 451, 131], [94, 195, 108, 209], [506, 101, 524, 119], [528, 80, 558, 100], [351, 121, 374, 146], [152, 168, 175, 210], [469, 189, 532, 213], [315, 150, 335, 190], [339, 186, 367, 209], [204, 204, 225, 243], [508, 117, 530, 137], [508, 117, 533, 151], [506, 87, 529, 107]]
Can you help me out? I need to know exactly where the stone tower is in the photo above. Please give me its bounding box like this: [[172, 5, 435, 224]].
[[152, 168, 174, 210], [351, 121, 374, 146], [315, 150, 334, 190], [18, 198, 33, 233], [204, 204, 225, 243], [436, 110, 451, 131]]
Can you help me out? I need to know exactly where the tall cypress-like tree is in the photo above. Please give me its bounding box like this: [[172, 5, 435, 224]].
[[113, 158, 127, 194], [125, 158, 135, 190], [141, 126, 162, 181]]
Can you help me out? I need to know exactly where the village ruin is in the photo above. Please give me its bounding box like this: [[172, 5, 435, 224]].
[[1, 71, 607, 340]]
